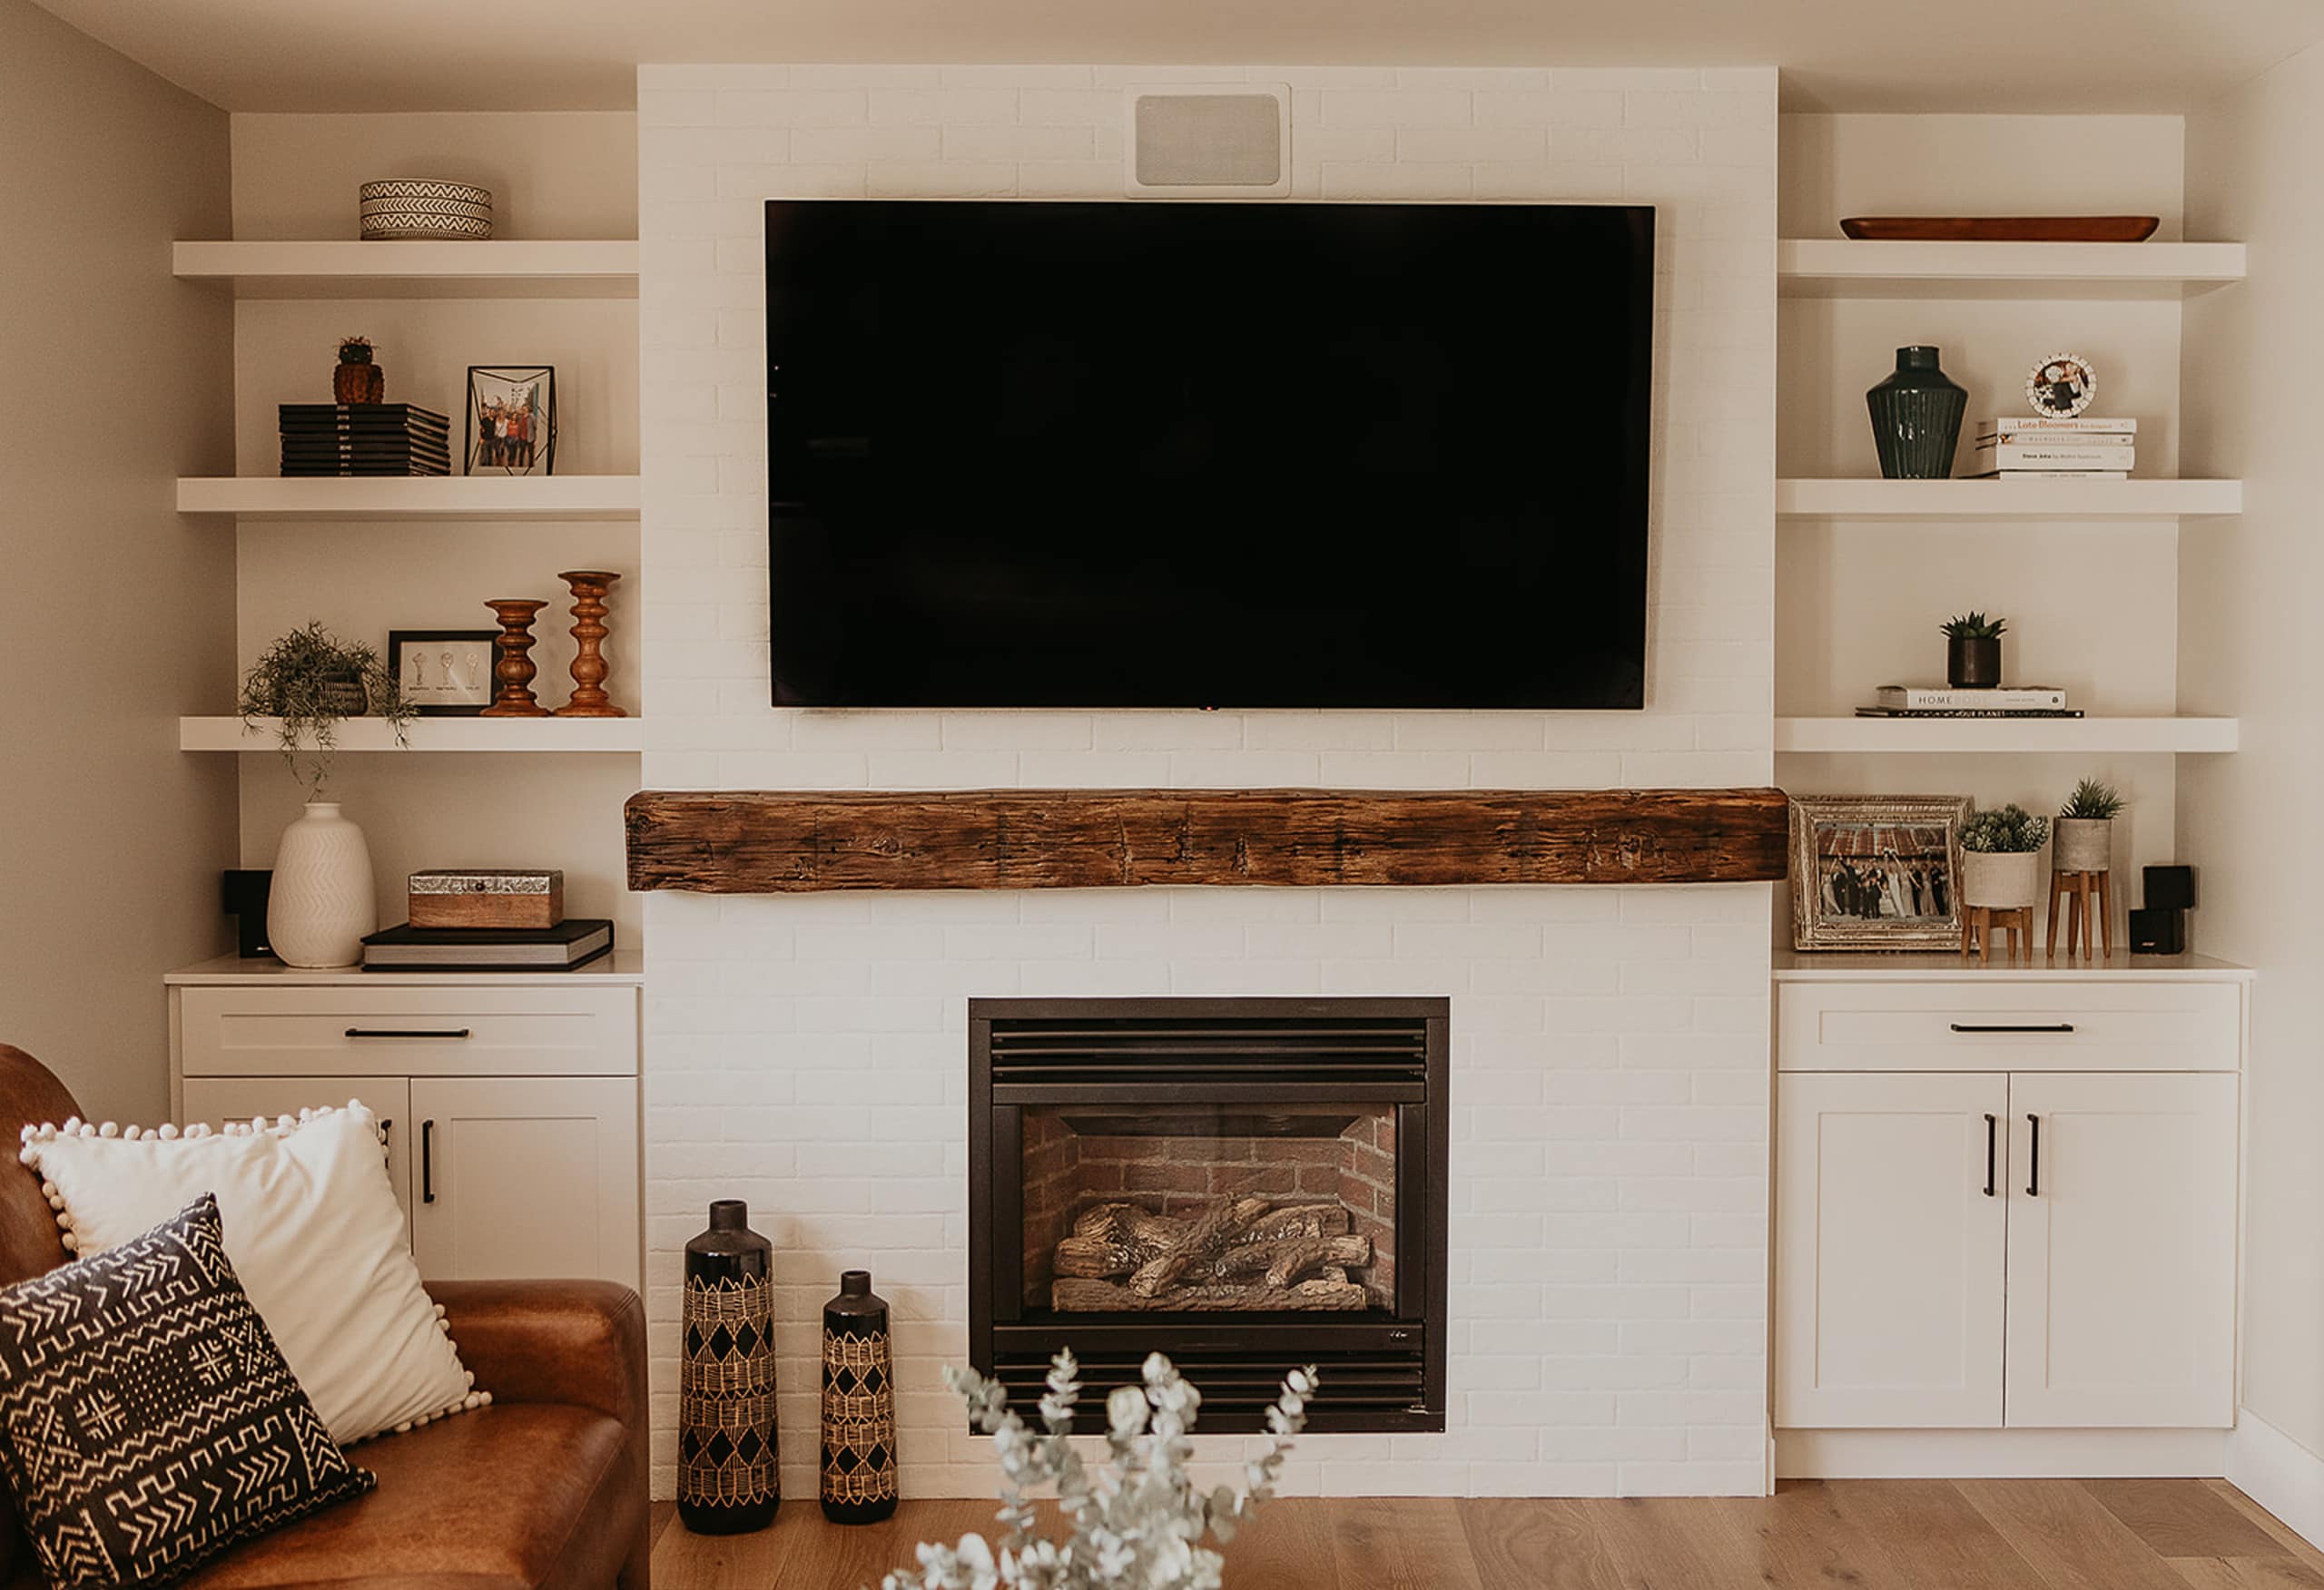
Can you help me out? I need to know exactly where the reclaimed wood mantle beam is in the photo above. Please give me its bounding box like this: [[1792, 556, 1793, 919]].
[[625, 788, 1789, 893]]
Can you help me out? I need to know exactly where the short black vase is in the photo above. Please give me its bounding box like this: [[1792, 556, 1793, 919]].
[[1866, 346, 1968, 479], [820, 1270, 898, 1525], [678, 1200, 778, 1535], [1947, 635, 2004, 689]]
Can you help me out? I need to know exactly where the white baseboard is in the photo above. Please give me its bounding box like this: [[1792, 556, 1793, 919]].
[[1777, 1428, 2227, 1479], [2226, 1407, 2324, 1552]]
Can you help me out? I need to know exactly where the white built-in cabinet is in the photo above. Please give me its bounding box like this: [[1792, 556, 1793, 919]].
[[1774, 965, 2247, 1440], [167, 959, 643, 1291]]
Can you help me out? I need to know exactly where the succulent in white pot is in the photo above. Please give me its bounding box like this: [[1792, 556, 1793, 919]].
[[2053, 778, 2124, 873], [1959, 804, 2051, 911]]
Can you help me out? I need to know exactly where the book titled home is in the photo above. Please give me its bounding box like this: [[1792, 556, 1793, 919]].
[[1876, 684, 2070, 711]]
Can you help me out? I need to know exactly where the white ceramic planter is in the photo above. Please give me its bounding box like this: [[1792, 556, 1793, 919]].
[[268, 801, 377, 967], [1961, 849, 2044, 912], [2053, 817, 2113, 873]]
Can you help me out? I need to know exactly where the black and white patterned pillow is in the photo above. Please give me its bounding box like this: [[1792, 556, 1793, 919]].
[[0, 1192, 374, 1587]]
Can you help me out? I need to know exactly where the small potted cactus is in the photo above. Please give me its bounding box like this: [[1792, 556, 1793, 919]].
[[1959, 803, 2050, 911], [333, 336, 384, 404], [1941, 612, 2006, 689], [2054, 778, 2124, 873]]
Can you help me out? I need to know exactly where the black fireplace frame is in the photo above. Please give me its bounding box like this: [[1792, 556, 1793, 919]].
[[968, 996, 1449, 1434]]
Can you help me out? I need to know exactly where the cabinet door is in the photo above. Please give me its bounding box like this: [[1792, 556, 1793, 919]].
[[181, 1076, 413, 1242], [408, 1077, 638, 1290], [1776, 1072, 2009, 1428], [2005, 1073, 2238, 1428]]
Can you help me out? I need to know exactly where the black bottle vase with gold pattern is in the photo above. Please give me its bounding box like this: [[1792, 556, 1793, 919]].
[[820, 1270, 899, 1524], [678, 1201, 778, 1534]]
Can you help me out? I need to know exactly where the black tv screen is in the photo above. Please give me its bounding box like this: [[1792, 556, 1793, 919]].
[[764, 200, 1654, 709]]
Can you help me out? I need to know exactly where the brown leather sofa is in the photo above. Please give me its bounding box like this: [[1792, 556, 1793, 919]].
[[0, 1044, 652, 1590]]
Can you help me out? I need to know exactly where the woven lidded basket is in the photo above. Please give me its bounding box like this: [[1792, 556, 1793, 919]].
[[359, 179, 494, 240]]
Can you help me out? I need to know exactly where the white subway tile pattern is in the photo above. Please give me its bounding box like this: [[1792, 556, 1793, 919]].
[[639, 63, 1777, 1503]]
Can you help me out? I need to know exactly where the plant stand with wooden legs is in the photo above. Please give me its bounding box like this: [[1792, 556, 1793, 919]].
[[1963, 906, 2032, 963], [2047, 869, 2114, 959]]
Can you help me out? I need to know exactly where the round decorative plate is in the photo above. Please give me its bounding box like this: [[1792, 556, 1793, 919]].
[[2026, 352, 2098, 418]]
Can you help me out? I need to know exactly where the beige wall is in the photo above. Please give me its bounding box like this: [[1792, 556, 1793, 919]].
[[2182, 41, 2324, 1463], [0, 0, 238, 1121]]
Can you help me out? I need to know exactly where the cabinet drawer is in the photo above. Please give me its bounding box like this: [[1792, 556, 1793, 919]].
[[1778, 983, 2240, 1073], [179, 986, 638, 1077]]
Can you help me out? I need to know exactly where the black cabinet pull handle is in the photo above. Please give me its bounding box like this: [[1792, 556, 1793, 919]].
[[2025, 1114, 2041, 1197], [1984, 1114, 1997, 1197], [379, 1117, 392, 1143], [1950, 1023, 2075, 1035], [421, 1120, 437, 1204], [345, 1027, 471, 1039]]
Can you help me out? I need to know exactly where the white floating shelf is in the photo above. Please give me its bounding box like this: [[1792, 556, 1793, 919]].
[[1777, 717, 2239, 755], [177, 475, 641, 521], [172, 240, 639, 299], [182, 717, 648, 753], [1777, 478, 2242, 521], [1778, 240, 2246, 299]]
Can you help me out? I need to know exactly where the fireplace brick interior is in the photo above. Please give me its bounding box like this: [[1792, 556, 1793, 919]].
[[1019, 1110, 1399, 1310]]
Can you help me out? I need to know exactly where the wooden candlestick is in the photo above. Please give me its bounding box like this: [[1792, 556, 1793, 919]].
[[480, 599, 550, 717], [554, 569, 625, 718]]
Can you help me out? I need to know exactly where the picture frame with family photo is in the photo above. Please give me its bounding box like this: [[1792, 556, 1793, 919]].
[[1789, 794, 1973, 951], [389, 629, 497, 716], [464, 365, 556, 476]]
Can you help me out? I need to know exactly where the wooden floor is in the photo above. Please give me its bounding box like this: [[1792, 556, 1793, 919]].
[[650, 1479, 2324, 1588]]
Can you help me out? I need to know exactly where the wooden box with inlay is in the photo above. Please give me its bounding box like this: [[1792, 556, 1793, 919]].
[[408, 869, 564, 929]]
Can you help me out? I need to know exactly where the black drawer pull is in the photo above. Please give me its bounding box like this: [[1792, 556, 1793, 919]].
[[345, 1027, 471, 1039], [1949, 1023, 2075, 1035], [421, 1120, 437, 1204], [2025, 1114, 2041, 1197], [1983, 1114, 1997, 1197]]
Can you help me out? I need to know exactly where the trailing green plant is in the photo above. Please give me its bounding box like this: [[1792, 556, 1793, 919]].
[[1960, 804, 2050, 854], [884, 1350, 1315, 1590], [2059, 778, 2126, 820], [1940, 612, 2008, 640], [238, 621, 410, 795]]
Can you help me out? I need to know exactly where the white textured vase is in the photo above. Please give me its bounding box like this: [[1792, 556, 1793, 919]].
[[268, 801, 377, 967], [1960, 849, 2043, 912]]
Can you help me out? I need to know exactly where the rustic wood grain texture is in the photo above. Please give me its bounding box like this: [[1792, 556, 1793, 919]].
[[2171, 1558, 2324, 1590], [1959, 1479, 2198, 1590], [1460, 1497, 1625, 1590], [625, 787, 1793, 894], [2204, 1481, 2324, 1578], [2086, 1479, 2289, 1560], [645, 1486, 2324, 1590], [1820, 1478, 2053, 1590], [1326, 1497, 1486, 1590]]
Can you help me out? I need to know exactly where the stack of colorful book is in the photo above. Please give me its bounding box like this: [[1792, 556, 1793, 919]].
[[1856, 685, 2083, 721], [280, 404, 452, 476], [1971, 417, 2135, 480]]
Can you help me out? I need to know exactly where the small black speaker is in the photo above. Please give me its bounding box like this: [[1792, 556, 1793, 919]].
[[2143, 864, 2197, 911], [222, 869, 272, 958], [2128, 908, 2185, 956]]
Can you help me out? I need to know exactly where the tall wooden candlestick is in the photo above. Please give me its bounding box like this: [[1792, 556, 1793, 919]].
[[554, 569, 625, 718], [481, 598, 550, 717]]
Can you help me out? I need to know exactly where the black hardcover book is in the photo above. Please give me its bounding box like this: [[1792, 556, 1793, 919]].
[[280, 403, 451, 426], [361, 918, 614, 970]]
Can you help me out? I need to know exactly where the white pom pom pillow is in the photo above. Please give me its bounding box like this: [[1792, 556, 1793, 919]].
[[19, 1103, 486, 1446]]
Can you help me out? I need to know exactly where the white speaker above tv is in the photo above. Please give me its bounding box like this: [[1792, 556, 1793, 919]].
[[1125, 84, 1292, 199]]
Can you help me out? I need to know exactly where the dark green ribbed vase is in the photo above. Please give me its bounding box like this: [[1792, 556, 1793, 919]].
[[1866, 346, 1968, 479]]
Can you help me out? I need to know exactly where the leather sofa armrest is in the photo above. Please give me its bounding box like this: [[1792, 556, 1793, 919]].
[[430, 1279, 647, 1436]]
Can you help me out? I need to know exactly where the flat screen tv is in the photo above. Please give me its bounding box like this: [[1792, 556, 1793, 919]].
[[764, 200, 1654, 709]]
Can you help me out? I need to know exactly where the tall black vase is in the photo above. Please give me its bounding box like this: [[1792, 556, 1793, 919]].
[[678, 1201, 778, 1535], [820, 1270, 899, 1524], [1866, 346, 1968, 479]]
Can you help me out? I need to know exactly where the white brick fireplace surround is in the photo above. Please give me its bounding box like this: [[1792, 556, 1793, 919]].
[[637, 64, 1778, 1499]]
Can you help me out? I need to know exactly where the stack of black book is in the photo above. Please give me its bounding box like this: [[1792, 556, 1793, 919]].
[[280, 404, 451, 476], [359, 918, 614, 973]]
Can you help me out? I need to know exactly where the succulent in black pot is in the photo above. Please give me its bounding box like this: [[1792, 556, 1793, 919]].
[[1941, 612, 2007, 689]]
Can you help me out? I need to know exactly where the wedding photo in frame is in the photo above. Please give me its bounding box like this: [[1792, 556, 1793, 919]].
[[463, 365, 556, 476], [1789, 794, 1972, 951]]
